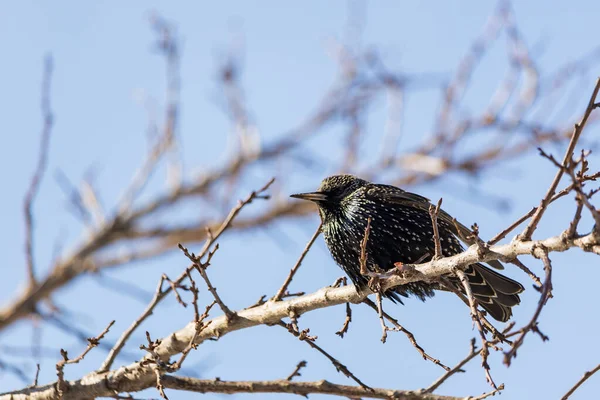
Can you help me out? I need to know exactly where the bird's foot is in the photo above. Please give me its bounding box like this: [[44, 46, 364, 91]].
[[393, 262, 420, 281], [329, 276, 347, 288], [367, 276, 383, 293], [394, 261, 416, 273]]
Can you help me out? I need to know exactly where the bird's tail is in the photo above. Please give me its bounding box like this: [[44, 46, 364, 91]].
[[459, 263, 524, 322]]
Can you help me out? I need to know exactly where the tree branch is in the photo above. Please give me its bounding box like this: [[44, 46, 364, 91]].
[[273, 222, 322, 301], [4, 228, 598, 399], [520, 77, 600, 240], [158, 375, 463, 400], [561, 363, 600, 400], [23, 55, 54, 288]]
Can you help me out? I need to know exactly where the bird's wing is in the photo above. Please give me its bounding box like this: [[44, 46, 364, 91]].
[[366, 184, 505, 270]]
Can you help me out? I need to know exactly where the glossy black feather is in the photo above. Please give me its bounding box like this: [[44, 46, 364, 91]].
[[292, 174, 524, 322]]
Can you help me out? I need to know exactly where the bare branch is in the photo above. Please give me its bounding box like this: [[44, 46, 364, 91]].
[[99, 179, 274, 372], [56, 320, 114, 396], [561, 363, 600, 400], [2, 227, 599, 399], [470, 384, 504, 400], [286, 360, 307, 381], [99, 275, 168, 372], [429, 198, 443, 260], [195, 177, 275, 259], [139, 331, 169, 400], [32, 364, 40, 388], [375, 292, 390, 343], [273, 222, 322, 301], [5, 12, 600, 399], [335, 301, 352, 338], [454, 269, 497, 389], [423, 339, 478, 393], [489, 168, 600, 246], [276, 319, 370, 389], [359, 217, 372, 276], [118, 16, 181, 213], [170, 298, 215, 372], [567, 198, 585, 238], [488, 207, 536, 245], [362, 298, 449, 371], [23, 55, 54, 287], [520, 78, 600, 240], [157, 375, 464, 399], [509, 257, 542, 288], [504, 246, 553, 366], [179, 243, 236, 320]]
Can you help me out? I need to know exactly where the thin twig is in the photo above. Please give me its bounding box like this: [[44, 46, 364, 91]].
[[422, 339, 478, 393], [567, 198, 585, 238], [438, 277, 505, 342], [504, 246, 553, 366], [509, 258, 542, 288], [454, 269, 497, 389], [118, 18, 181, 213], [564, 151, 600, 229], [197, 258, 235, 320], [424, 323, 516, 395], [362, 298, 450, 371], [359, 217, 372, 276], [520, 78, 600, 240], [429, 198, 443, 260], [470, 384, 505, 400], [139, 331, 169, 400], [335, 302, 352, 338], [163, 274, 187, 307], [276, 320, 371, 389], [375, 292, 389, 343], [488, 207, 536, 245], [490, 169, 600, 246], [333, 278, 352, 338], [56, 320, 114, 396], [32, 364, 40, 387], [99, 180, 273, 372], [286, 360, 307, 381], [179, 244, 236, 320], [23, 55, 54, 287], [273, 222, 322, 301], [171, 299, 215, 371], [197, 178, 275, 259], [99, 276, 169, 372], [561, 363, 600, 400]]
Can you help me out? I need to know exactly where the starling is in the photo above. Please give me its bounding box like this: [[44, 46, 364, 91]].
[[291, 174, 524, 322]]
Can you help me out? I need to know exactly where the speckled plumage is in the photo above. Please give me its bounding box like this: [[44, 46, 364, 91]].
[[291, 174, 524, 322]]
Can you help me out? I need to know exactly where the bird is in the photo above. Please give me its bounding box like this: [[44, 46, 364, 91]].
[[291, 174, 524, 322]]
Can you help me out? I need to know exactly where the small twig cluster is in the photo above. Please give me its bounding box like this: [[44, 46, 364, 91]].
[[55, 320, 114, 397]]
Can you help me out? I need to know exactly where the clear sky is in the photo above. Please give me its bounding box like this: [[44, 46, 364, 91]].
[[1, 1, 599, 399]]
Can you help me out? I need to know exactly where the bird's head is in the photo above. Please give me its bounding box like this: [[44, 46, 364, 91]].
[[291, 174, 368, 222]]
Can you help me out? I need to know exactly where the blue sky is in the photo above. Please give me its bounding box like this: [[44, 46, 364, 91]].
[[1, 1, 600, 399]]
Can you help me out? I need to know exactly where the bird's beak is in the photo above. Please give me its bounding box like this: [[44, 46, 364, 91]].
[[290, 191, 329, 202]]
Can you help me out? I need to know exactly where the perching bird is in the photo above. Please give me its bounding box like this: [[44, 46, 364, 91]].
[[291, 174, 524, 322]]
